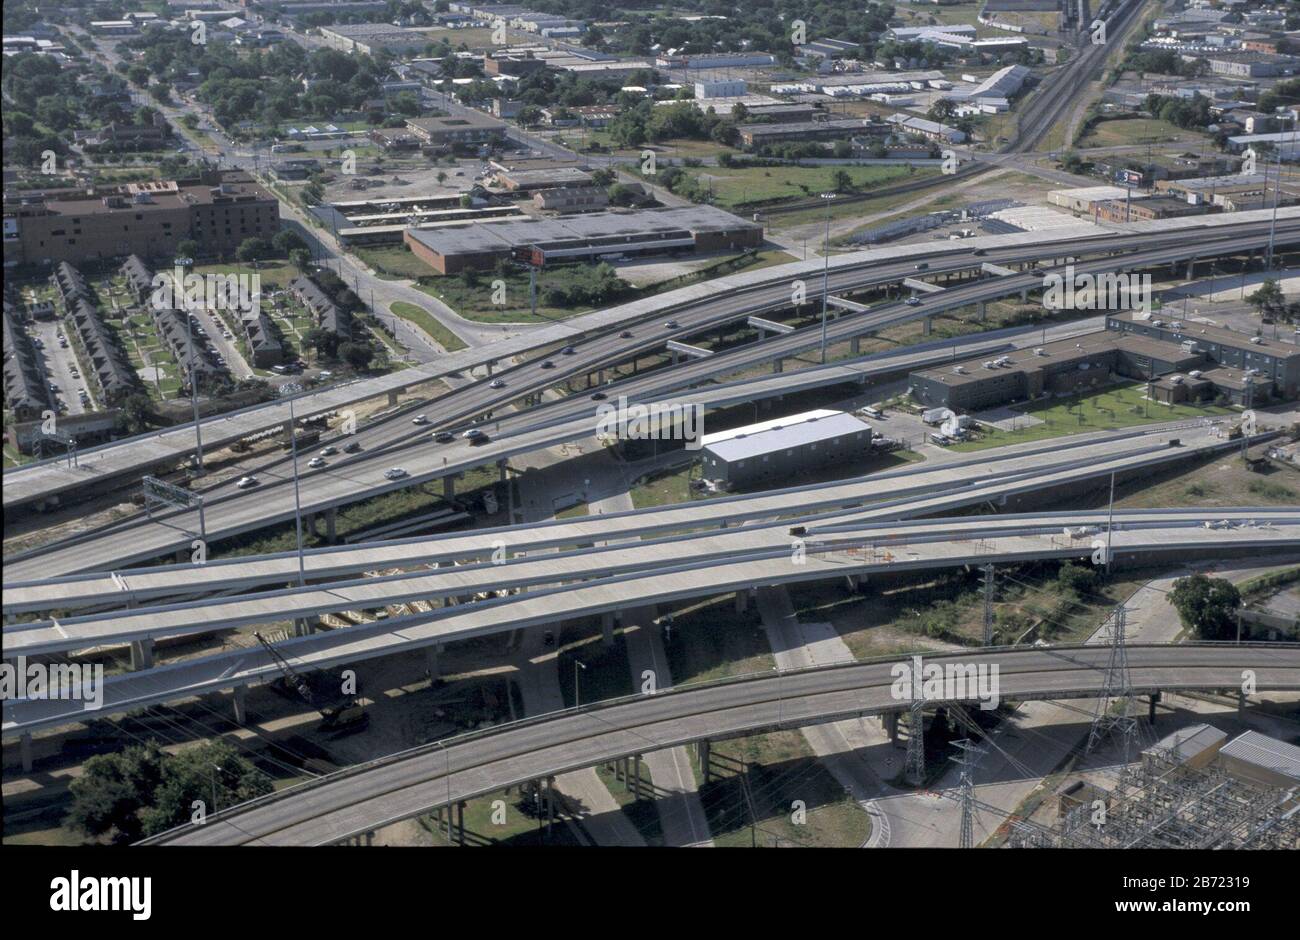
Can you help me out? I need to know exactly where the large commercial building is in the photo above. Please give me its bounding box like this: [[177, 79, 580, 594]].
[[739, 118, 879, 149], [3, 171, 279, 266], [700, 409, 873, 490], [404, 114, 507, 149], [403, 206, 763, 274], [318, 24, 434, 55]]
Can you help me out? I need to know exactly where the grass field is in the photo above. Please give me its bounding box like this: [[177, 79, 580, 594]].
[[1078, 116, 1207, 148], [694, 164, 921, 208], [389, 301, 468, 352], [951, 382, 1234, 451], [353, 245, 440, 280]]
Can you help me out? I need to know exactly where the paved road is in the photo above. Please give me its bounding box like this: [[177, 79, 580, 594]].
[[140, 643, 1300, 845]]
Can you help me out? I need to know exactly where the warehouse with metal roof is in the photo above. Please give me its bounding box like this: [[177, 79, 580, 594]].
[[700, 408, 872, 490]]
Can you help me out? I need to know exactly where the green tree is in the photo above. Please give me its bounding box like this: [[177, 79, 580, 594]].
[[1169, 574, 1241, 641], [338, 341, 373, 370], [1247, 279, 1287, 321], [832, 168, 854, 193]]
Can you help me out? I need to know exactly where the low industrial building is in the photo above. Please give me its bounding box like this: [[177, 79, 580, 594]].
[[1048, 185, 1152, 215], [403, 206, 763, 274], [738, 118, 877, 149], [1093, 195, 1209, 223], [318, 24, 434, 55], [1216, 731, 1300, 789], [532, 187, 608, 213], [495, 165, 593, 192], [700, 409, 872, 490], [1142, 724, 1228, 772]]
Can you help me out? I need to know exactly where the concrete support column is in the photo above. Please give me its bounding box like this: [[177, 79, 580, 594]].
[[884, 711, 899, 743], [232, 685, 248, 725], [1020, 288, 1028, 303], [387, 390, 398, 406], [176, 549, 188, 563], [326, 507, 337, 544], [129, 638, 154, 671], [426, 644, 441, 679], [923, 316, 932, 336], [364, 830, 374, 846], [698, 739, 711, 782], [20, 732, 33, 773], [304, 512, 316, 537], [456, 800, 466, 845], [443, 476, 455, 500], [851, 335, 860, 356], [601, 611, 615, 646], [735, 588, 751, 614], [1237, 689, 1246, 718], [546, 776, 557, 831], [1186, 258, 1196, 280], [1148, 691, 1160, 723], [773, 357, 783, 374], [631, 754, 642, 801], [977, 301, 986, 321], [497, 460, 507, 484]]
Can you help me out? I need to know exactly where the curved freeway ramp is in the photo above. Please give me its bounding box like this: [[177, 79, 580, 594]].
[[140, 643, 1300, 846]]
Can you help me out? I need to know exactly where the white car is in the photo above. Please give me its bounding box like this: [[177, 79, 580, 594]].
[[412, 414, 429, 425], [308, 457, 327, 468], [384, 467, 408, 480], [462, 428, 486, 440], [237, 476, 259, 489], [319, 445, 338, 456]]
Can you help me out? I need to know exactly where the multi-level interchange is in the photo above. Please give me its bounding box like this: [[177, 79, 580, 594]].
[[3, 0, 1299, 864]]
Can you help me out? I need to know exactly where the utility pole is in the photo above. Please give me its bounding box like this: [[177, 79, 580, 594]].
[[905, 698, 926, 787], [819, 192, 836, 364], [950, 739, 982, 849], [982, 563, 995, 646]]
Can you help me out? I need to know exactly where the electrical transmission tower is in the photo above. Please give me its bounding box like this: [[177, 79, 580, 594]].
[[1086, 604, 1138, 763], [949, 739, 983, 848], [905, 698, 926, 787]]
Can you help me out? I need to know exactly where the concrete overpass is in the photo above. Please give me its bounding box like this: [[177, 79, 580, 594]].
[[4, 509, 1294, 738], [137, 642, 1300, 845]]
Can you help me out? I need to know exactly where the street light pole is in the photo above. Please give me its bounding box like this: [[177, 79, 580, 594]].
[[819, 192, 836, 364], [574, 659, 586, 707], [1265, 112, 1293, 272]]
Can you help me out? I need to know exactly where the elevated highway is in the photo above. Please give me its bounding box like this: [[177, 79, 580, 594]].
[[7, 209, 1295, 513], [138, 642, 1300, 845], [2, 421, 1239, 610], [5, 509, 1294, 737]]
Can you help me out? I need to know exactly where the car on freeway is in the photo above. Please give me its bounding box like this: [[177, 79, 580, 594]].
[[664, 320, 679, 329], [561, 346, 576, 355], [972, 249, 986, 256], [384, 467, 408, 480], [308, 457, 327, 469], [237, 476, 259, 488], [344, 441, 362, 453], [489, 378, 505, 388], [541, 360, 555, 369], [433, 431, 454, 443], [591, 391, 607, 401], [412, 414, 429, 425], [620, 330, 634, 339], [906, 297, 922, 306], [462, 428, 487, 441], [320, 445, 338, 456]]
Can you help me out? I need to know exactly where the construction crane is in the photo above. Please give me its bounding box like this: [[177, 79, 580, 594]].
[[254, 633, 367, 732]]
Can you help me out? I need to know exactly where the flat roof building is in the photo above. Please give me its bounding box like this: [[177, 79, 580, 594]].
[[403, 206, 762, 274], [701, 409, 872, 490], [1217, 731, 1300, 789], [405, 114, 507, 148]]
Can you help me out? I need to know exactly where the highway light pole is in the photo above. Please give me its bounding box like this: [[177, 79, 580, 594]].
[[574, 659, 586, 707], [819, 192, 836, 364], [1265, 112, 1294, 273], [280, 386, 307, 588]]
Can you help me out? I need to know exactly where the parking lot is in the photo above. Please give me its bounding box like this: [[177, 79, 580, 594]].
[[29, 318, 89, 415]]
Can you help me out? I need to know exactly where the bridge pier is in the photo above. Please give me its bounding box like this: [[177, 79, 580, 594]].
[[631, 754, 643, 801], [883, 711, 899, 743], [1237, 689, 1246, 718], [497, 459, 507, 484], [326, 507, 337, 543], [294, 616, 317, 637], [773, 357, 783, 374], [232, 685, 248, 725], [545, 776, 557, 834], [426, 644, 441, 680], [387, 390, 399, 406], [1186, 257, 1196, 280], [20, 732, 33, 773], [1148, 691, 1160, 723], [697, 739, 711, 782], [735, 589, 750, 614], [851, 335, 860, 356], [443, 476, 455, 500], [977, 301, 986, 322], [129, 638, 154, 670], [601, 611, 615, 646], [923, 316, 932, 336]]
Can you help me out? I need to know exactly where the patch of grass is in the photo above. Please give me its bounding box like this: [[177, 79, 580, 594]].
[[354, 245, 440, 280], [951, 382, 1234, 451], [692, 164, 922, 209], [389, 301, 468, 352]]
